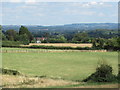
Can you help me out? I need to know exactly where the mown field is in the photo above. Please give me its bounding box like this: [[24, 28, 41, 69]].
[[22, 43, 92, 48], [2, 48, 118, 81]]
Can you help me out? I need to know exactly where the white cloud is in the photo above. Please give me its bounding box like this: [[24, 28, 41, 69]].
[[81, 11, 96, 15], [20, 6, 37, 9], [0, 13, 3, 17], [82, 3, 90, 7], [3, 0, 22, 3], [98, 12, 106, 17], [101, 0, 119, 2], [90, 1, 98, 5], [35, 13, 44, 17], [99, 2, 104, 5], [72, 2, 106, 8], [25, 0, 37, 4], [1, 0, 119, 2], [63, 8, 95, 15]]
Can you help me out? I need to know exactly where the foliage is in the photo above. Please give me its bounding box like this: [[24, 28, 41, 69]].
[[6, 29, 18, 41], [19, 34, 29, 45], [1, 68, 21, 75], [28, 45, 94, 50], [92, 37, 120, 51], [83, 61, 117, 82], [92, 38, 105, 48], [117, 64, 120, 83], [19, 26, 33, 42], [1, 25, 119, 50], [2, 41, 21, 47], [46, 35, 67, 43], [1, 26, 34, 46], [72, 33, 89, 43]]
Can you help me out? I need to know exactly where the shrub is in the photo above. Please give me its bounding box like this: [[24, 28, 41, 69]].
[[28, 45, 95, 50], [117, 64, 120, 83], [0, 68, 21, 75], [2, 41, 22, 47], [29, 45, 73, 50], [83, 61, 117, 82]]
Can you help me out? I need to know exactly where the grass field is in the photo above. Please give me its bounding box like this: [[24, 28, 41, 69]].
[[22, 43, 92, 48], [2, 48, 118, 81]]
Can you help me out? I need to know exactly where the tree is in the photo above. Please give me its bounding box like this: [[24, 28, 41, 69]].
[[57, 35, 67, 43], [19, 26, 33, 42], [43, 32, 50, 43], [2, 33, 7, 41], [19, 26, 29, 35], [92, 38, 105, 48], [6, 29, 17, 41], [48, 35, 67, 43], [19, 34, 29, 45], [0, 26, 7, 41], [72, 32, 88, 43]]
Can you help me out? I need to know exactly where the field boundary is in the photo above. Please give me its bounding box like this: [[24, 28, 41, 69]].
[[1, 49, 107, 53]]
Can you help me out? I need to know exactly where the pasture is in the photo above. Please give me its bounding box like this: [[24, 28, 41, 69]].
[[2, 48, 118, 81]]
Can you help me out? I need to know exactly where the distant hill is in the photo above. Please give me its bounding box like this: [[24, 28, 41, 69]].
[[2, 23, 118, 33]]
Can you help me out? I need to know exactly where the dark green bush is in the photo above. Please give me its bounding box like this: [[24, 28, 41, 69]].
[[2, 41, 22, 47], [28, 45, 97, 50], [83, 63, 117, 82], [29, 45, 73, 50], [117, 64, 120, 83], [0, 68, 21, 75]]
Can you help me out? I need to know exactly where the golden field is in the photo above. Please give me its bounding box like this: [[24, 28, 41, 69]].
[[22, 43, 92, 48]]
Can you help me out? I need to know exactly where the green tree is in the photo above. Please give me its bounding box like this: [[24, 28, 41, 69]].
[[57, 35, 67, 43], [19, 26, 33, 42], [48, 35, 67, 43], [92, 38, 105, 48], [72, 32, 88, 42], [6, 29, 17, 41], [19, 34, 29, 45]]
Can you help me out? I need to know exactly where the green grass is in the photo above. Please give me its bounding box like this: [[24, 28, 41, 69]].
[[2, 47, 49, 50], [46, 82, 118, 88], [2, 48, 118, 81]]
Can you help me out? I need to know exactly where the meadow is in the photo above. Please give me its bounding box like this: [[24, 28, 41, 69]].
[[2, 48, 118, 81]]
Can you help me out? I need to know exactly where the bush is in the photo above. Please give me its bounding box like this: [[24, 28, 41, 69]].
[[2, 41, 22, 47], [28, 45, 95, 50], [83, 62, 117, 82], [29, 45, 73, 50], [117, 64, 120, 83], [0, 68, 21, 75]]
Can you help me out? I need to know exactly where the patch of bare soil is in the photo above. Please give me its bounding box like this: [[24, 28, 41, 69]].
[[1, 75, 118, 88], [1, 75, 78, 88]]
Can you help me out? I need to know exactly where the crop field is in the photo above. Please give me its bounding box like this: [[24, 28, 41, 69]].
[[22, 43, 92, 48], [2, 48, 118, 81]]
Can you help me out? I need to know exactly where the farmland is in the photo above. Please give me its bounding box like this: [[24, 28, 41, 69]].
[[21, 43, 92, 48], [2, 48, 118, 81], [1, 1, 119, 88]]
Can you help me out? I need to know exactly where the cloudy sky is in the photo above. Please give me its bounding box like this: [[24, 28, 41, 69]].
[[0, 0, 118, 25]]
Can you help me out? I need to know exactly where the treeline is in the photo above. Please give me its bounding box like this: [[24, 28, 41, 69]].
[[1, 26, 33, 45], [1, 26, 93, 44], [1, 25, 120, 51], [92, 37, 120, 51]]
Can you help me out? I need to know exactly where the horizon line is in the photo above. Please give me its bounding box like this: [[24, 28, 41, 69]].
[[1, 22, 118, 26]]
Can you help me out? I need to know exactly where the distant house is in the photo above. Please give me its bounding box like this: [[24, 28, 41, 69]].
[[35, 37, 47, 43], [36, 40, 41, 43]]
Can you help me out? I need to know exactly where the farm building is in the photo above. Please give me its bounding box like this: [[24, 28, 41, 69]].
[[35, 37, 47, 43]]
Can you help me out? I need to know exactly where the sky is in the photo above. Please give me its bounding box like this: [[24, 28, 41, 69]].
[[0, 0, 118, 25]]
